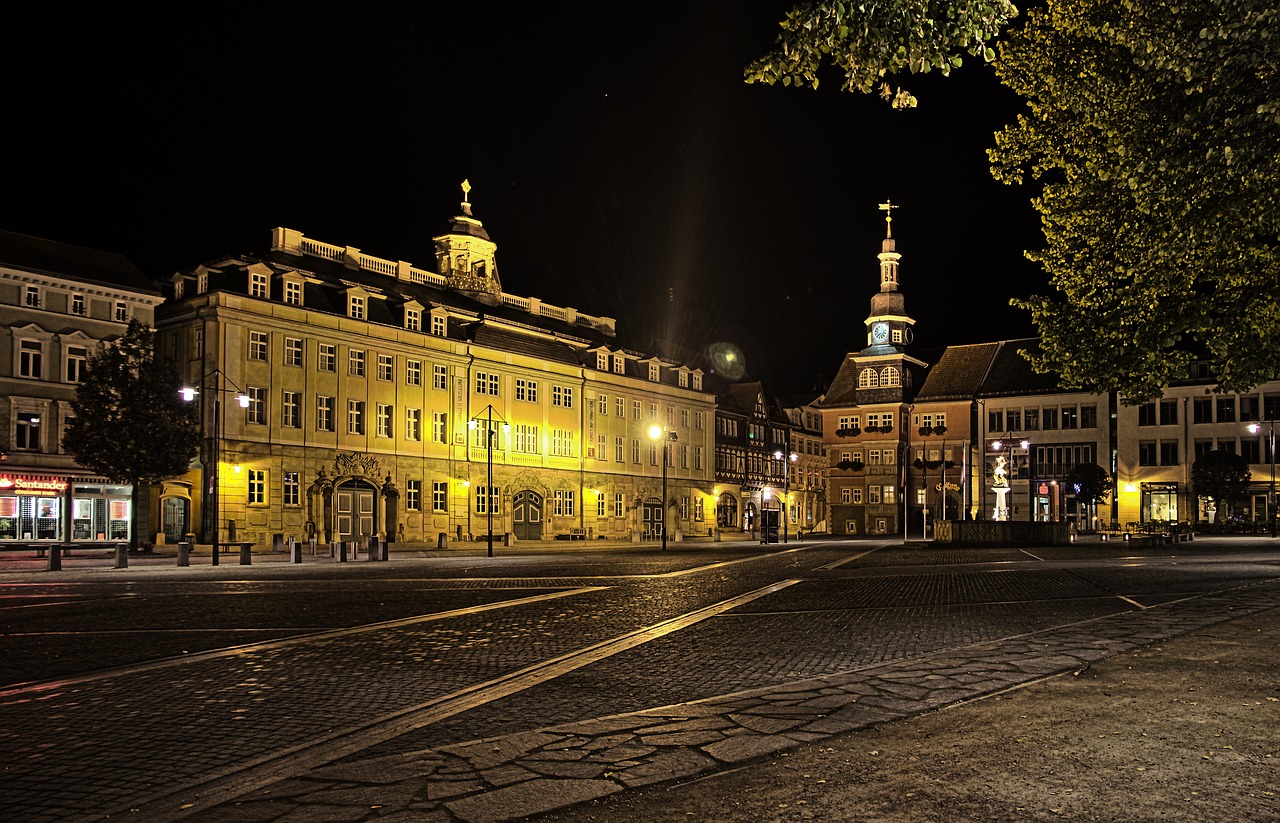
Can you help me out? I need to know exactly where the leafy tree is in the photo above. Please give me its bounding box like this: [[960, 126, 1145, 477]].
[[989, 0, 1280, 403], [1190, 448, 1251, 517], [63, 320, 200, 548], [745, 0, 1017, 108], [1066, 462, 1112, 508]]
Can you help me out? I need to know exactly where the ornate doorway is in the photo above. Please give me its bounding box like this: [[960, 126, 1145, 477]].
[[642, 498, 663, 539], [512, 490, 543, 540], [335, 480, 377, 541]]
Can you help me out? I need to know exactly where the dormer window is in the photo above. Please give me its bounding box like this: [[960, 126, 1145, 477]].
[[692, 373, 702, 390], [648, 363, 660, 382], [596, 351, 609, 370], [613, 355, 624, 374], [405, 308, 421, 331], [249, 271, 269, 299], [283, 280, 302, 306], [859, 368, 880, 389], [348, 293, 366, 320], [431, 313, 447, 337], [678, 370, 688, 388], [197, 272, 208, 293]]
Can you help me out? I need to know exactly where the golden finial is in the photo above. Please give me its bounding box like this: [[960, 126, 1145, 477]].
[[878, 200, 898, 237], [461, 179, 472, 203]]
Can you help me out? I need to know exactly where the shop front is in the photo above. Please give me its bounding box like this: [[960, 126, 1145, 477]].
[[0, 474, 133, 544]]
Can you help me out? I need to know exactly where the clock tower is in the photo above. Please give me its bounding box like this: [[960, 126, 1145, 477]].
[[862, 200, 917, 354]]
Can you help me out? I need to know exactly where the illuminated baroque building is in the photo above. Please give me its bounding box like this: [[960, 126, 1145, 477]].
[[0, 230, 161, 545], [153, 185, 717, 547]]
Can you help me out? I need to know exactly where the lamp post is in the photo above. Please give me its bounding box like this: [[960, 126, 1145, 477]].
[[648, 424, 677, 550], [773, 449, 797, 543], [180, 370, 249, 566], [991, 431, 1030, 521], [1247, 417, 1276, 538], [469, 405, 510, 557]]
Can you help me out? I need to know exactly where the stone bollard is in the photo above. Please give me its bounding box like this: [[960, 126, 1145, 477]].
[[48, 544, 62, 572], [290, 538, 302, 564], [337, 541, 348, 562], [438, 532, 447, 549], [114, 543, 129, 569], [239, 541, 252, 565], [367, 535, 379, 561], [177, 541, 190, 567], [379, 540, 389, 561]]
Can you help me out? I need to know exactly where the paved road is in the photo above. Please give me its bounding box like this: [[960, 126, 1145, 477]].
[[1, 536, 1277, 822]]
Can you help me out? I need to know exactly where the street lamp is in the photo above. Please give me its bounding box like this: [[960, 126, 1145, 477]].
[[991, 432, 1030, 521], [648, 424, 677, 550], [1247, 417, 1276, 538], [180, 370, 250, 566], [469, 405, 510, 557], [773, 449, 798, 543]]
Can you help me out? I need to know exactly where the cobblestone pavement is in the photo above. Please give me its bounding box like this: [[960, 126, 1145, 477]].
[[1, 536, 1277, 822]]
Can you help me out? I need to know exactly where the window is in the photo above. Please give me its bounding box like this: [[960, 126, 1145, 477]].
[[406, 359, 422, 386], [551, 428, 574, 456], [476, 371, 499, 396], [616, 397, 624, 417], [632, 400, 641, 420], [598, 393, 608, 414], [114, 301, 128, 322], [347, 400, 365, 434], [695, 446, 704, 470], [284, 337, 303, 366], [1217, 397, 1236, 422], [880, 366, 900, 386], [649, 363, 660, 382], [1240, 396, 1260, 422], [433, 412, 448, 444], [852, 488, 863, 504], [614, 493, 624, 517], [597, 494, 607, 517], [15, 412, 41, 450], [348, 293, 366, 319], [869, 486, 881, 504], [1241, 438, 1262, 464], [882, 485, 896, 504], [693, 374, 702, 390], [475, 484, 497, 515], [1160, 440, 1179, 466], [1193, 398, 1213, 423], [248, 470, 266, 505], [988, 410, 1003, 431], [1080, 405, 1097, 428], [349, 349, 365, 377], [284, 281, 302, 305], [1005, 409, 1021, 431], [318, 344, 336, 372], [1194, 439, 1215, 460], [1159, 400, 1178, 425], [250, 270, 269, 298], [554, 489, 575, 516], [248, 331, 268, 361], [513, 423, 539, 453], [860, 369, 881, 389], [283, 472, 300, 506], [377, 404, 392, 438], [695, 411, 704, 429], [431, 314, 446, 336], [552, 385, 573, 408], [516, 378, 538, 402], [631, 438, 640, 464], [70, 294, 86, 316], [282, 391, 301, 428], [613, 355, 624, 374], [406, 408, 421, 441], [432, 481, 447, 512], [19, 340, 43, 379], [1061, 406, 1078, 429], [679, 371, 689, 388], [406, 480, 421, 511], [377, 355, 393, 381], [65, 346, 88, 383], [615, 436, 624, 462], [316, 396, 335, 431], [596, 351, 609, 370], [405, 308, 421, 331], [433, 364, 447, 390], [246, 387, 266, 424], [1042, 408, 1058, 430], [1138, 441, 1157, 466], [1024, 409, 1039, 430]]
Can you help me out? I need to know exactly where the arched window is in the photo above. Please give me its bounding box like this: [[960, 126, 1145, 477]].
[[881, 366, 901, 387], [858, 369, 880, 388]]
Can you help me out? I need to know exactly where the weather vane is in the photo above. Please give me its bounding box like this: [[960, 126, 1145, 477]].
[[879, 200, 897, 236], [461, 179, 472, 203]]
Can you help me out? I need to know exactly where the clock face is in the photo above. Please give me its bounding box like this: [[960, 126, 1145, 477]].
[[871, 322, 889, 343]]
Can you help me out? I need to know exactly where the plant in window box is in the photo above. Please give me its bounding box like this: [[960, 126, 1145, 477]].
[[880, 423, 893, 433], [863, 424, 879, 433], [836, 426, 861, 437], [836, 459, 866, 472]]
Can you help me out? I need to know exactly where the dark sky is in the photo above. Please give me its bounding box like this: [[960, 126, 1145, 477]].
[[6, 3, 1043, 394]]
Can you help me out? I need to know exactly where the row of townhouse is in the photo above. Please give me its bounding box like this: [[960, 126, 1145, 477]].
[[822, 207, 1278, 537]]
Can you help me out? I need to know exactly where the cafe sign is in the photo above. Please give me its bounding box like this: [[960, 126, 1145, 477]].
[[0, 476, 69, 495]]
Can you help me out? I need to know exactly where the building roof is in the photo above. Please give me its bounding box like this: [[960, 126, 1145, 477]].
[[0, 229, 157, 294], [976, 338, 1065, 398], [915, 342, 1000, 401]]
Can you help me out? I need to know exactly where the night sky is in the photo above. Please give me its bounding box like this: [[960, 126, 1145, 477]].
[[6, 3, 1042, 394]]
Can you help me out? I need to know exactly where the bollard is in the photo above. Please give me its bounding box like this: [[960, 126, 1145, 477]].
[[290, 538, 302, 564], [177, 541, 190, 567], [367, 535, 378, 560], [48, 544, 62, 572], [379, 540, 388, 561], [337, 541, 348, 562], [239, 541, 252, 565], [114, 543, 129, 569], [438, 532, 447, 549], [309, 536, 317, 556]]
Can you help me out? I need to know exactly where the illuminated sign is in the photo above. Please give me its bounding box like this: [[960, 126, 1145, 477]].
[[0, 476, 69, 494]]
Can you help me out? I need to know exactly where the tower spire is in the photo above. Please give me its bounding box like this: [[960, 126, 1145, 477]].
[[879, 200, 897, 238]]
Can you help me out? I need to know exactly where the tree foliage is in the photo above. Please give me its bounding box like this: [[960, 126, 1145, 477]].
[[64, 320, 200, 490], [1066, 462, 1112, 507], [990, 0, 1280, 403], [1190, 448, 1251, 512], [745, 0, 1017, 108]]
